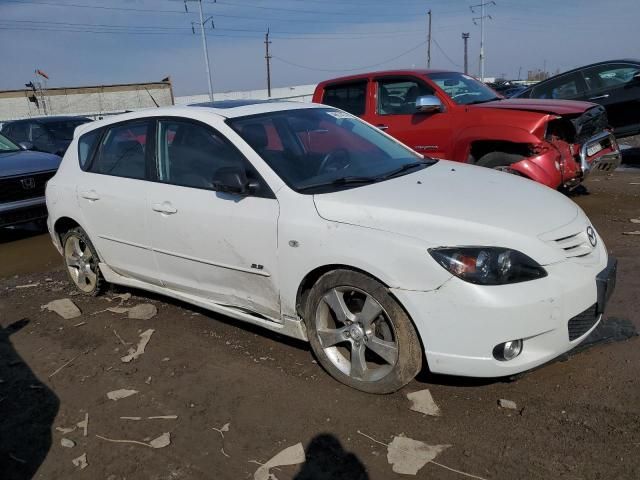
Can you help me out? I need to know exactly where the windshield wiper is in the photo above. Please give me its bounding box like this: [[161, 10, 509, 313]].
[[375, 161, 431, 180], [297, 176, 378, 192]]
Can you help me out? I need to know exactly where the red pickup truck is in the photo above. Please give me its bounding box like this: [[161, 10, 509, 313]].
[[312, 70, 621, 190]]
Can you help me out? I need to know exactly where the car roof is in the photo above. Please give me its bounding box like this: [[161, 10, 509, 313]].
[[73, 101, 329, 137], [520, 59, 640, 92], [315, 69, 457, 86], [4, 115, 91, 125]]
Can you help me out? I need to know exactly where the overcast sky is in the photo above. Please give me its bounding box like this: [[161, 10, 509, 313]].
[[1, 0, 638, 96]]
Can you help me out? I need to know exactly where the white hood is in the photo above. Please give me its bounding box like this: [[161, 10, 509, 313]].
[[313, 161, 580, 265]]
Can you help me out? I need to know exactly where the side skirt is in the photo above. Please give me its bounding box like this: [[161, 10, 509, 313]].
[[99, 263, 308, 341]]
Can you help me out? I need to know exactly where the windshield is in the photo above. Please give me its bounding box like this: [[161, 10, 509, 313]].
[[0, 132, 20, 152], [428, 72, 501, 105], [45, 119, 90, 141], [228, 108, 434, 194]]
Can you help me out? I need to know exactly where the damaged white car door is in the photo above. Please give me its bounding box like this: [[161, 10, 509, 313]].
[[146, 117, 281, 319]]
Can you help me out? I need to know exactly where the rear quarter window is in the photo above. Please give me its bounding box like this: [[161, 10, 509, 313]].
[[322, 82, 367, 116], [78, 128, 103, 169]]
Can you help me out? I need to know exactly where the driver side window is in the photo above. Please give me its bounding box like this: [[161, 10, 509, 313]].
[[377, 79, 433, 115], [157, 119, 271, 197]]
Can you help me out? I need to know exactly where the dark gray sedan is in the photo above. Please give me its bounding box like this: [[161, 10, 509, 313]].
[[0, 115, 91, 156], [0, 133, 61, 228]]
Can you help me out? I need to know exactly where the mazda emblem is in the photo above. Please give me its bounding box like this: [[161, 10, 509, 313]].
[[586, 226, 597, 247], [20, 177, 36, 190]]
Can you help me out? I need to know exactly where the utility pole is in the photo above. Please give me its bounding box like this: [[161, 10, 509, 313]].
[[265, 29, 272, 97], [185, 0, 214, 102], [471, 1, 495, 82], [462, 32, 470, 74], [427, 10, 432, 68]]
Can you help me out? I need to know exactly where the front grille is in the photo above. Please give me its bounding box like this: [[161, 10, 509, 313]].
[[552, 231, 593, 259], [572, 106, 609, 144], [568, 304, 598, 341], [0, 170, 55, 203]]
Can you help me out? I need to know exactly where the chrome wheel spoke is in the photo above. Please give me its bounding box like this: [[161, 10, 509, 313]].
[[367, 336, 398, 365], [77, 270, 87, 285], [67, 255, 81, 268], [81, 248, 93, 262], [317, 327, 347, 348], [71, 237, 83, 256], [358, 295, 383, 329], [323, 289, 355, 324], [350, 343, 367, 379]]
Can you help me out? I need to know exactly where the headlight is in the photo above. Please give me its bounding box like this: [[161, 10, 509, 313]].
[[428, 247, 547, 285]]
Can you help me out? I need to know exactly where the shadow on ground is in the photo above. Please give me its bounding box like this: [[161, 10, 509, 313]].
[[295, 434, 369, 480], [0, 319, 59, 480], [0, 223, 48, 245]]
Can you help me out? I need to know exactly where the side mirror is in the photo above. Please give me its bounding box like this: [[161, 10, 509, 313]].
[[19, 141, 34, 151], [212, 166, 257, 196], [415, 95, 443, 113]]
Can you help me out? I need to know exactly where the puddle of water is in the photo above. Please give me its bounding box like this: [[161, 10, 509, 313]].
[[0, 224, 61, 278]]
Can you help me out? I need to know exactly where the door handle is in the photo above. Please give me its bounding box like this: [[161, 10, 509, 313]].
[[152, 202, 177, 215], [376, 124, 389, 130], [79, 190, 100, 201], [589, 94, 610, 100]]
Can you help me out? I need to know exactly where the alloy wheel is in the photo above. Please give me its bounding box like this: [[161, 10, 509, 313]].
[[314, 287, 398, 382], [64, 234, 98, 293]]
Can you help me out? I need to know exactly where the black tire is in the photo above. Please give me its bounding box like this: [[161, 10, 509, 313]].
[[477, 151, 525, 174], [305, 269, 422, 394], [61, 226, 105, 296]]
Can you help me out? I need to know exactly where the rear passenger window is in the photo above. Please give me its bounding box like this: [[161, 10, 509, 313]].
[[78, 129, 102, 169], [530, 73, 584, 100], [89, 122, 149, 179], [322, 82, 367, 116]]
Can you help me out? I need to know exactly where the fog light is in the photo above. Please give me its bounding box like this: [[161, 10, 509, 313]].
[[493, 339, 523, 361]]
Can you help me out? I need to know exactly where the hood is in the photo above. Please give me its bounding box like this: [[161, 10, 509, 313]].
[[472, 98, 595, 116], [313, 161, 580, 264], [0, 150, 61, 177]]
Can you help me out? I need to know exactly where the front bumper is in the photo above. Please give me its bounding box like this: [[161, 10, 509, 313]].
[[580, 131, 621, 177], [392, 255, 617, 378], [0, 196, 47, 228]]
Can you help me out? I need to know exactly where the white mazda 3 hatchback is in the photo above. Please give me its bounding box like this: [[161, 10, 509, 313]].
[[46, 101, 616, 393]]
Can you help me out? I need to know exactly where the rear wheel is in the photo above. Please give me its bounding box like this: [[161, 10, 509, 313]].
[[305, 269, 422, 394], [477, 151, 525, 175], [62, 227, 105, 296]]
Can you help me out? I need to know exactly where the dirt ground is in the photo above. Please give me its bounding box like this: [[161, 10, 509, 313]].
[[1, 168, 639, 480]]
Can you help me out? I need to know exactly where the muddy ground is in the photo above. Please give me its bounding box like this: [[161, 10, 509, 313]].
[[1, 168, 639, 480]]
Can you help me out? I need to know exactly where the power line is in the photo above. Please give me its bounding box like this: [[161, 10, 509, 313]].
[[271, 40, 427, 73], [1, 0, 434, 27], [0, 18, 423, 39], [213, 0, 425, 17], [0, 23, 422, 41], [0, 0, 187, 14], [432, 37, 462, 68]]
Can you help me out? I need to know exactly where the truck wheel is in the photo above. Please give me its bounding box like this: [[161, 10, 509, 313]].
[[62, 227, 105, 296], [477, 152, 525, 175], [305, 269, 422, 394]]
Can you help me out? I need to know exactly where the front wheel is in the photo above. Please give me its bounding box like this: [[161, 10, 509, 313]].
[[305, 270, 422, 394]]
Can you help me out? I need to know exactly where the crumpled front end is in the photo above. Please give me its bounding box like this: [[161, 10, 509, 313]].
[[509, 105, 620, 189]]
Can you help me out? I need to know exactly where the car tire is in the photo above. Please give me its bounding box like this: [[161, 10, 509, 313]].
[[477, 151, 525, 175], [61, 227, 105, 296], [305, 269, 422, 394]]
